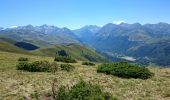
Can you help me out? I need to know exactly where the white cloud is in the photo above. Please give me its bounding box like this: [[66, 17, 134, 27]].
[[112, 20, 126, 25], [10, 26, 18, 28]]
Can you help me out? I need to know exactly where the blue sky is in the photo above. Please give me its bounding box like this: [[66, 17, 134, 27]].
[[1, 0, 170, 29]]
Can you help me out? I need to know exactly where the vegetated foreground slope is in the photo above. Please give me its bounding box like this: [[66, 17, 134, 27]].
[[0, 51, 170, 99], [32, 43, 107, 62]]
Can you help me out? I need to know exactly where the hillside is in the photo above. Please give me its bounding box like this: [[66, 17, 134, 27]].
[[0, 36, 40, 52], [32, 43, 107, 62], [0, 39, 29, 54], [0, 51, 170, 99], [129, 40, 170, 66], [0, 36, 108, 62]]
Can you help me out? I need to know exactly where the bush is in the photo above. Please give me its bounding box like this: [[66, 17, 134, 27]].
[[54, 56, 76, 63], [82, 61, 95, 66], [18, 57, 29, 61], [97, 62, 154, 79], [16, 62, 30, 70], [16, 60, 76, 72], [55, 50, 76, 63], [55, 80, 113, 100], [60, 64, 75, 72], [16, 61, 58, 72], [56, 50, 69, 57]]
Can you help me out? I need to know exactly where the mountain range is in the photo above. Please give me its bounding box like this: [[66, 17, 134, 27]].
[[89, 22, 170, 66], [0, 24, 79, 47], [1, 22, 170, 66]]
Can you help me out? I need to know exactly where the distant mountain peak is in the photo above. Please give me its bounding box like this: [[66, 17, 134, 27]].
[[73, 25, 101, 37], [158, 22, 169, 25], [112, 20, 126, 25], [82, 25, 100, 28], [18, 24, 34, 30], [40, 24, 56, 28], [61, 27, 69, 30], [0, 27, 3, 30], [102, 23, 119, 29], [9, 26, 18, 29], [60, 27, 73, 33], [25, 24, 34, 27]]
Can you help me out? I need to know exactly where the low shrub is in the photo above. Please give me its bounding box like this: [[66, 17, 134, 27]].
[[60, 64, 75, 72], [56, 50, 69, 57], [82, 61, 95, 66], [55, 80, 113, 100], [18, 57, 29, 61], [97, 62, 154, 79], [16, 61, 58, 72], [16, 62, 29, 70], [54, 56, 76, 63], [55, 50, 76, 63]]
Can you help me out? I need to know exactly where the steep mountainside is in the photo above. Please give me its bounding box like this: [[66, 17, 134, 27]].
[[81, 23, 170, 66], [73, 25, 100, 44], [129, 40, 170, 66]]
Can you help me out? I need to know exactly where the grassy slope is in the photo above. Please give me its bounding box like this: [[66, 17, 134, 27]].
[[0, 35, 49, 49], [32, 44, 107, 62], [0, 51, 170, 100], [23, 39, 51, 48], [0, 37, 107, 62], [0, 40, 30, 54], [0, 36, 17, 44]]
